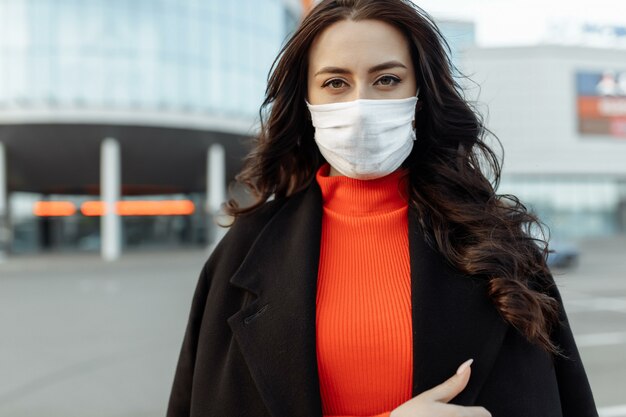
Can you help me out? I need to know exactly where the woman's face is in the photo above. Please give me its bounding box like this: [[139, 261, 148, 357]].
[[307, 18, 417, 105]]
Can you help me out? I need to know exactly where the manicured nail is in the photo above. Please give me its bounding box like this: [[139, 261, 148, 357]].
[[456, 358, 474, 375]]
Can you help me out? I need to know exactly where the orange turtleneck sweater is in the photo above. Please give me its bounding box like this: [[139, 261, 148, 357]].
[[315, 163, 413, 417]]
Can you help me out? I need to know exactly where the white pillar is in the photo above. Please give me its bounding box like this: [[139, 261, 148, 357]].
[[206, 143, 226, 247], [0, 142, 7, 261], [100, 138, 121, 261], [208, 143, 226, 213], [0, 142, 5, 216]]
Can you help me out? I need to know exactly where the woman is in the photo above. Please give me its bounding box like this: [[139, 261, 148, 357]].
[[167, 1, 598, 416]]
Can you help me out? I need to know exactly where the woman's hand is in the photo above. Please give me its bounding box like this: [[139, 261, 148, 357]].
[[389, 359, 491, 417]]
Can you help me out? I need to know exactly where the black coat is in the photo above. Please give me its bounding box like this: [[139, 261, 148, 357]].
[[166, 179, 598, 417]]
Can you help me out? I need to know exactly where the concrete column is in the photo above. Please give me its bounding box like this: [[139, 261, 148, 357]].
[[206, 143, 226, 247], [100, 138, 121, 261], [618, 180, 626, 234], [0, 142, 7, 261]]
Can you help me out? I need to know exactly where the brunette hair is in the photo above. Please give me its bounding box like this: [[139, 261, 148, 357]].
[[224, 0, 562, 355]]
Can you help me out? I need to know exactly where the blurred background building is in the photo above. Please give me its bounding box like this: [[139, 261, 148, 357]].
[[1, 0, 625, 260], [0, 0, 479, 258], [460, 43, 626, 240], [0, 0, 302, 257]]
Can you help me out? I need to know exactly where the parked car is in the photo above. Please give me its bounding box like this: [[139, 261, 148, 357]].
[[546, 240, 580, 269]]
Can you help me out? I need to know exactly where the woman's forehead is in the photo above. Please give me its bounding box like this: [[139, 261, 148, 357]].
[[308, 19, 412, 70]]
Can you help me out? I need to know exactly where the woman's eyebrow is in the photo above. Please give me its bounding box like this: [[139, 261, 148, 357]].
[[367, 60, 407, 74], [314, 66, 349, 76], [314, 60, 407, 77]]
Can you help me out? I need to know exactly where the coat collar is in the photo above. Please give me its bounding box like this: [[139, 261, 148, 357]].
[[227, 179, 508, 417]]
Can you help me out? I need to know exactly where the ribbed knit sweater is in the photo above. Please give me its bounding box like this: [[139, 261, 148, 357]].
[[315, 162, 413, 417]]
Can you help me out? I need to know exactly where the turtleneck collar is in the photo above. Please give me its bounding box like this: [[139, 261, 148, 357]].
[[315, 162, 410, 215]]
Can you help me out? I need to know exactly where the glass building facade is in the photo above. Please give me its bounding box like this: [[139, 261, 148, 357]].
[[0, 0, 298, 118], [0, 0, 301, 254], [499, 176, 626, 239], [437, 19, 476, 76]]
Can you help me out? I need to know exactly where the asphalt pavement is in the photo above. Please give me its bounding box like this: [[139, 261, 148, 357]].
[[0, 236, 624, 417]]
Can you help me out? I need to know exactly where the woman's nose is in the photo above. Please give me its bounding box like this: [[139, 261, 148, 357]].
[[353, 85, 373, 100]]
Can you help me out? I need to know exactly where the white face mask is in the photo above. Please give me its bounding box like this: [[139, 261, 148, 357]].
[[305, 88, 419, 180]]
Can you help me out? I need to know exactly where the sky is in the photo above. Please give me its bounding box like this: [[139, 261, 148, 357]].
[[411, 0, 626, 47]]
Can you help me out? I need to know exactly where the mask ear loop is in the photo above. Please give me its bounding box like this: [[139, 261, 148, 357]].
[[412, 86, 421, 134]]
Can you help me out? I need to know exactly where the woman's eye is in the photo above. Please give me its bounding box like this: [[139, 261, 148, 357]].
[[323, 79, 347, 89], [376, 75, 400, 86]]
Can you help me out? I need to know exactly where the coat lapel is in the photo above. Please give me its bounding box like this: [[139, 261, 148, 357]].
[[227, 179, 508, 417], [227, 183, 324, 417]]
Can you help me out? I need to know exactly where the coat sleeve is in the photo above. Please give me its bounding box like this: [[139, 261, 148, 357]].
[[545, 272, 599, 417], [166, 260, 211, 417]]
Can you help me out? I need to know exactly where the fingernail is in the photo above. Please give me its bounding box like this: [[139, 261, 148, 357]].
[[456, 358, 474, 375]]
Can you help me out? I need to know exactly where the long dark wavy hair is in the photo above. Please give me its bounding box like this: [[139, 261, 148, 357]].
[[224, 0, 562, 356]]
